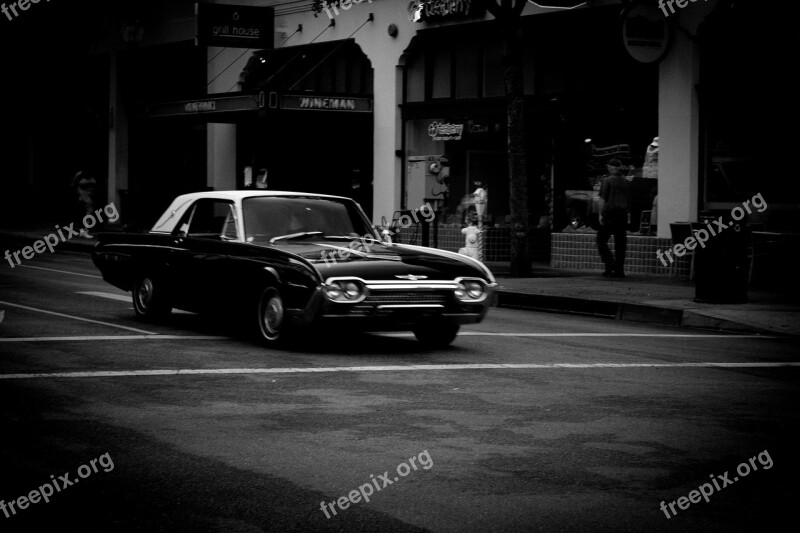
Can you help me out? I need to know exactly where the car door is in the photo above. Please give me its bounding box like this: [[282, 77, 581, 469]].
[[170, 199, 239, 312]]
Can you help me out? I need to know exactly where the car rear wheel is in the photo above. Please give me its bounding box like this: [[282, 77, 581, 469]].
[[412, 321, 460, 348], [255, 287, 285, 343], [132, 274, 172, 319]]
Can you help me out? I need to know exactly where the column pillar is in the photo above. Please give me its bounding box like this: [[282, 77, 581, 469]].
[[107, 51, 129, 217], [207, 123, 237, 190], [371, 61, 403, 225], [657, 29, 701, 237]]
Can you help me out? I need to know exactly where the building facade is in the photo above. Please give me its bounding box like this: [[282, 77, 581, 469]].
[[4, 0, 795, 284]]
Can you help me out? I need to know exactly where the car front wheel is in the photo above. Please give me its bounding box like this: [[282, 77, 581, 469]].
[[255, 287, 285, 343], [412, 321, 460, 348], [132, 274, 172, 319]]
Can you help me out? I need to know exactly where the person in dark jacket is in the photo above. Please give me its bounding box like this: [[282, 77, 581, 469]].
[[71, 170, 97, 239], [596, 159, 631, 277]]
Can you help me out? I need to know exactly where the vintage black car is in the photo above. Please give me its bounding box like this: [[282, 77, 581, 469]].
[[92, 191, 496, 346]]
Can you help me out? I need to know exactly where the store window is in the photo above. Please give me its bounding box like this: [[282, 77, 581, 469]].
[[430, 47, 452, 99], [455, 41, 480, 99], [700, 0, 797, 229]]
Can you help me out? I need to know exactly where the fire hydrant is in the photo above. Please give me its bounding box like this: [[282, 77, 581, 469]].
[[459, 224, 481, 259]]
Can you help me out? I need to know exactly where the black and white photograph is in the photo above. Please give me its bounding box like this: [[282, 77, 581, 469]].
[[1, 0, 798, 531]]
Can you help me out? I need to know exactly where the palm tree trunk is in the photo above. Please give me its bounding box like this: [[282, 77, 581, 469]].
[[502, 20, 531, 276]]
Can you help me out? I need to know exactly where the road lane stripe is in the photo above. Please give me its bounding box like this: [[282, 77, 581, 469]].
[[2, 362, 798, 380], [460, 332, 777, 338], [380, 332, 776, 339], [0, 335, 227, 343], [0, 300, 156, 335], [77, 292, 195, 315], [77, 291, 130, 302], [19, 264, 102, 279]]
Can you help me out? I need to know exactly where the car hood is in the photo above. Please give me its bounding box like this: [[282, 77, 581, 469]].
[[265, 240, 490, 281]]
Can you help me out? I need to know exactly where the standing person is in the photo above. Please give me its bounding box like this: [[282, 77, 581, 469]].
[[596, 159, 631, 278], [71, 170, 97, 239]]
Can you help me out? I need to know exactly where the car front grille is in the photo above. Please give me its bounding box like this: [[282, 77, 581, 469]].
[[364, 290, 449, 305]]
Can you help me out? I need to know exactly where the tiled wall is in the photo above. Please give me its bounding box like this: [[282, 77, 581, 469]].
[[395, 227, 687, 276], [551, 233, 691, 277]]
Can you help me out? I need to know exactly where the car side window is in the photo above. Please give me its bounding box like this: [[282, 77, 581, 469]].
[[177, 200, 238, 240]]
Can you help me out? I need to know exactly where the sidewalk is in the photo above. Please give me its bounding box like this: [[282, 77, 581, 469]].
[[3, 227, 798, 337], [495, 267, 800, 337]]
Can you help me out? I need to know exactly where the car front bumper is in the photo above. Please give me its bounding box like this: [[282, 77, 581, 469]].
[[286, 280, 495, 328]]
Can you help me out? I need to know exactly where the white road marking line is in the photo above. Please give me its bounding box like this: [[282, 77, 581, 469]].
[[2, 362, 798, 380], [460, 332, 777, 338], [0, 300, 156, 335], [78, 292, 193, 315], [77, 291, 130, 302], [0, 335, 227, 343], [378, 332, 776, 339], [19, 264, 102, 279]]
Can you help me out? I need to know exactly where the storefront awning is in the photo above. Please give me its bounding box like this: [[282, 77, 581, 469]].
[[239, 38, 372, 95]]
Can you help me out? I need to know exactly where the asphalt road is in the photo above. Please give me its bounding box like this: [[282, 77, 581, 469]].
[[1, 242, 798, 532]]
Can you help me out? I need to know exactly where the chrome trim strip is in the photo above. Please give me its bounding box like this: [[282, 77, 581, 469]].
[[325, 276, 456, 286], [367, 283, 457, 290], [376, 304, 445, 310]]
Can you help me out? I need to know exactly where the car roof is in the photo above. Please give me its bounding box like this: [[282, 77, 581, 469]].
[[172, 190, 351, 202], [151, 190, 354, 233]]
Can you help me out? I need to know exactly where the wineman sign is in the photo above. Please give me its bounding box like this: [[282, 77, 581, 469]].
[[196, 3, 273, 48], [280, 95, 373, 113]]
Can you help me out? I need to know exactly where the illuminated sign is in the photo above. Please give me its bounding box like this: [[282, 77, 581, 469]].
[[280, 95, 373, 113], [621, 0, 673, 64], [196, 3, 273, 48], [148, 93, 265, 118], [427, 121, 464, 141], [184, 101, 216, 113], [409, 0, 485, 22]]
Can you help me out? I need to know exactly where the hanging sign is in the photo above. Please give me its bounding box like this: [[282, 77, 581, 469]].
[[620, 0, 673, 64], [280, 95, 373, 113], [196, 3, 274, 48]]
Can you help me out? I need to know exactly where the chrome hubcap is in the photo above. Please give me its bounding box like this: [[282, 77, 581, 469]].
[[261, 292, 284, 338], [137, 279, 154, 309]]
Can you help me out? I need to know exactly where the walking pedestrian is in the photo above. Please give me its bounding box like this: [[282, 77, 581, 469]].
[[71, 170, 97, 239], [596, 159, 631, 277]]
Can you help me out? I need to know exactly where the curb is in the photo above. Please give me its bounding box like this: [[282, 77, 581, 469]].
[[3, 230, 790, 337], [495, 290, 786, 337], [1, 232, 99, 255]]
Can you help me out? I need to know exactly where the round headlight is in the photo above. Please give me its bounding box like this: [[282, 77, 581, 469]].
[[325, 285, 342, 300], [466, 281, 484, 299], [454, 283, 467, 300], [343, 281, 361, 299]]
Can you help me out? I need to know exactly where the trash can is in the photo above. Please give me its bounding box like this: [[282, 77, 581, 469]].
[[694, 213, 749, 303]]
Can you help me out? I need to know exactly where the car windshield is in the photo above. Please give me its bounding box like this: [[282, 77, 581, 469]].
[[242, 196, 377, 244]]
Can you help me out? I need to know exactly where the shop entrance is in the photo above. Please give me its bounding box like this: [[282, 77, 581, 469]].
[[237, 39, 374, 217], [238, 107, 373, 217]]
